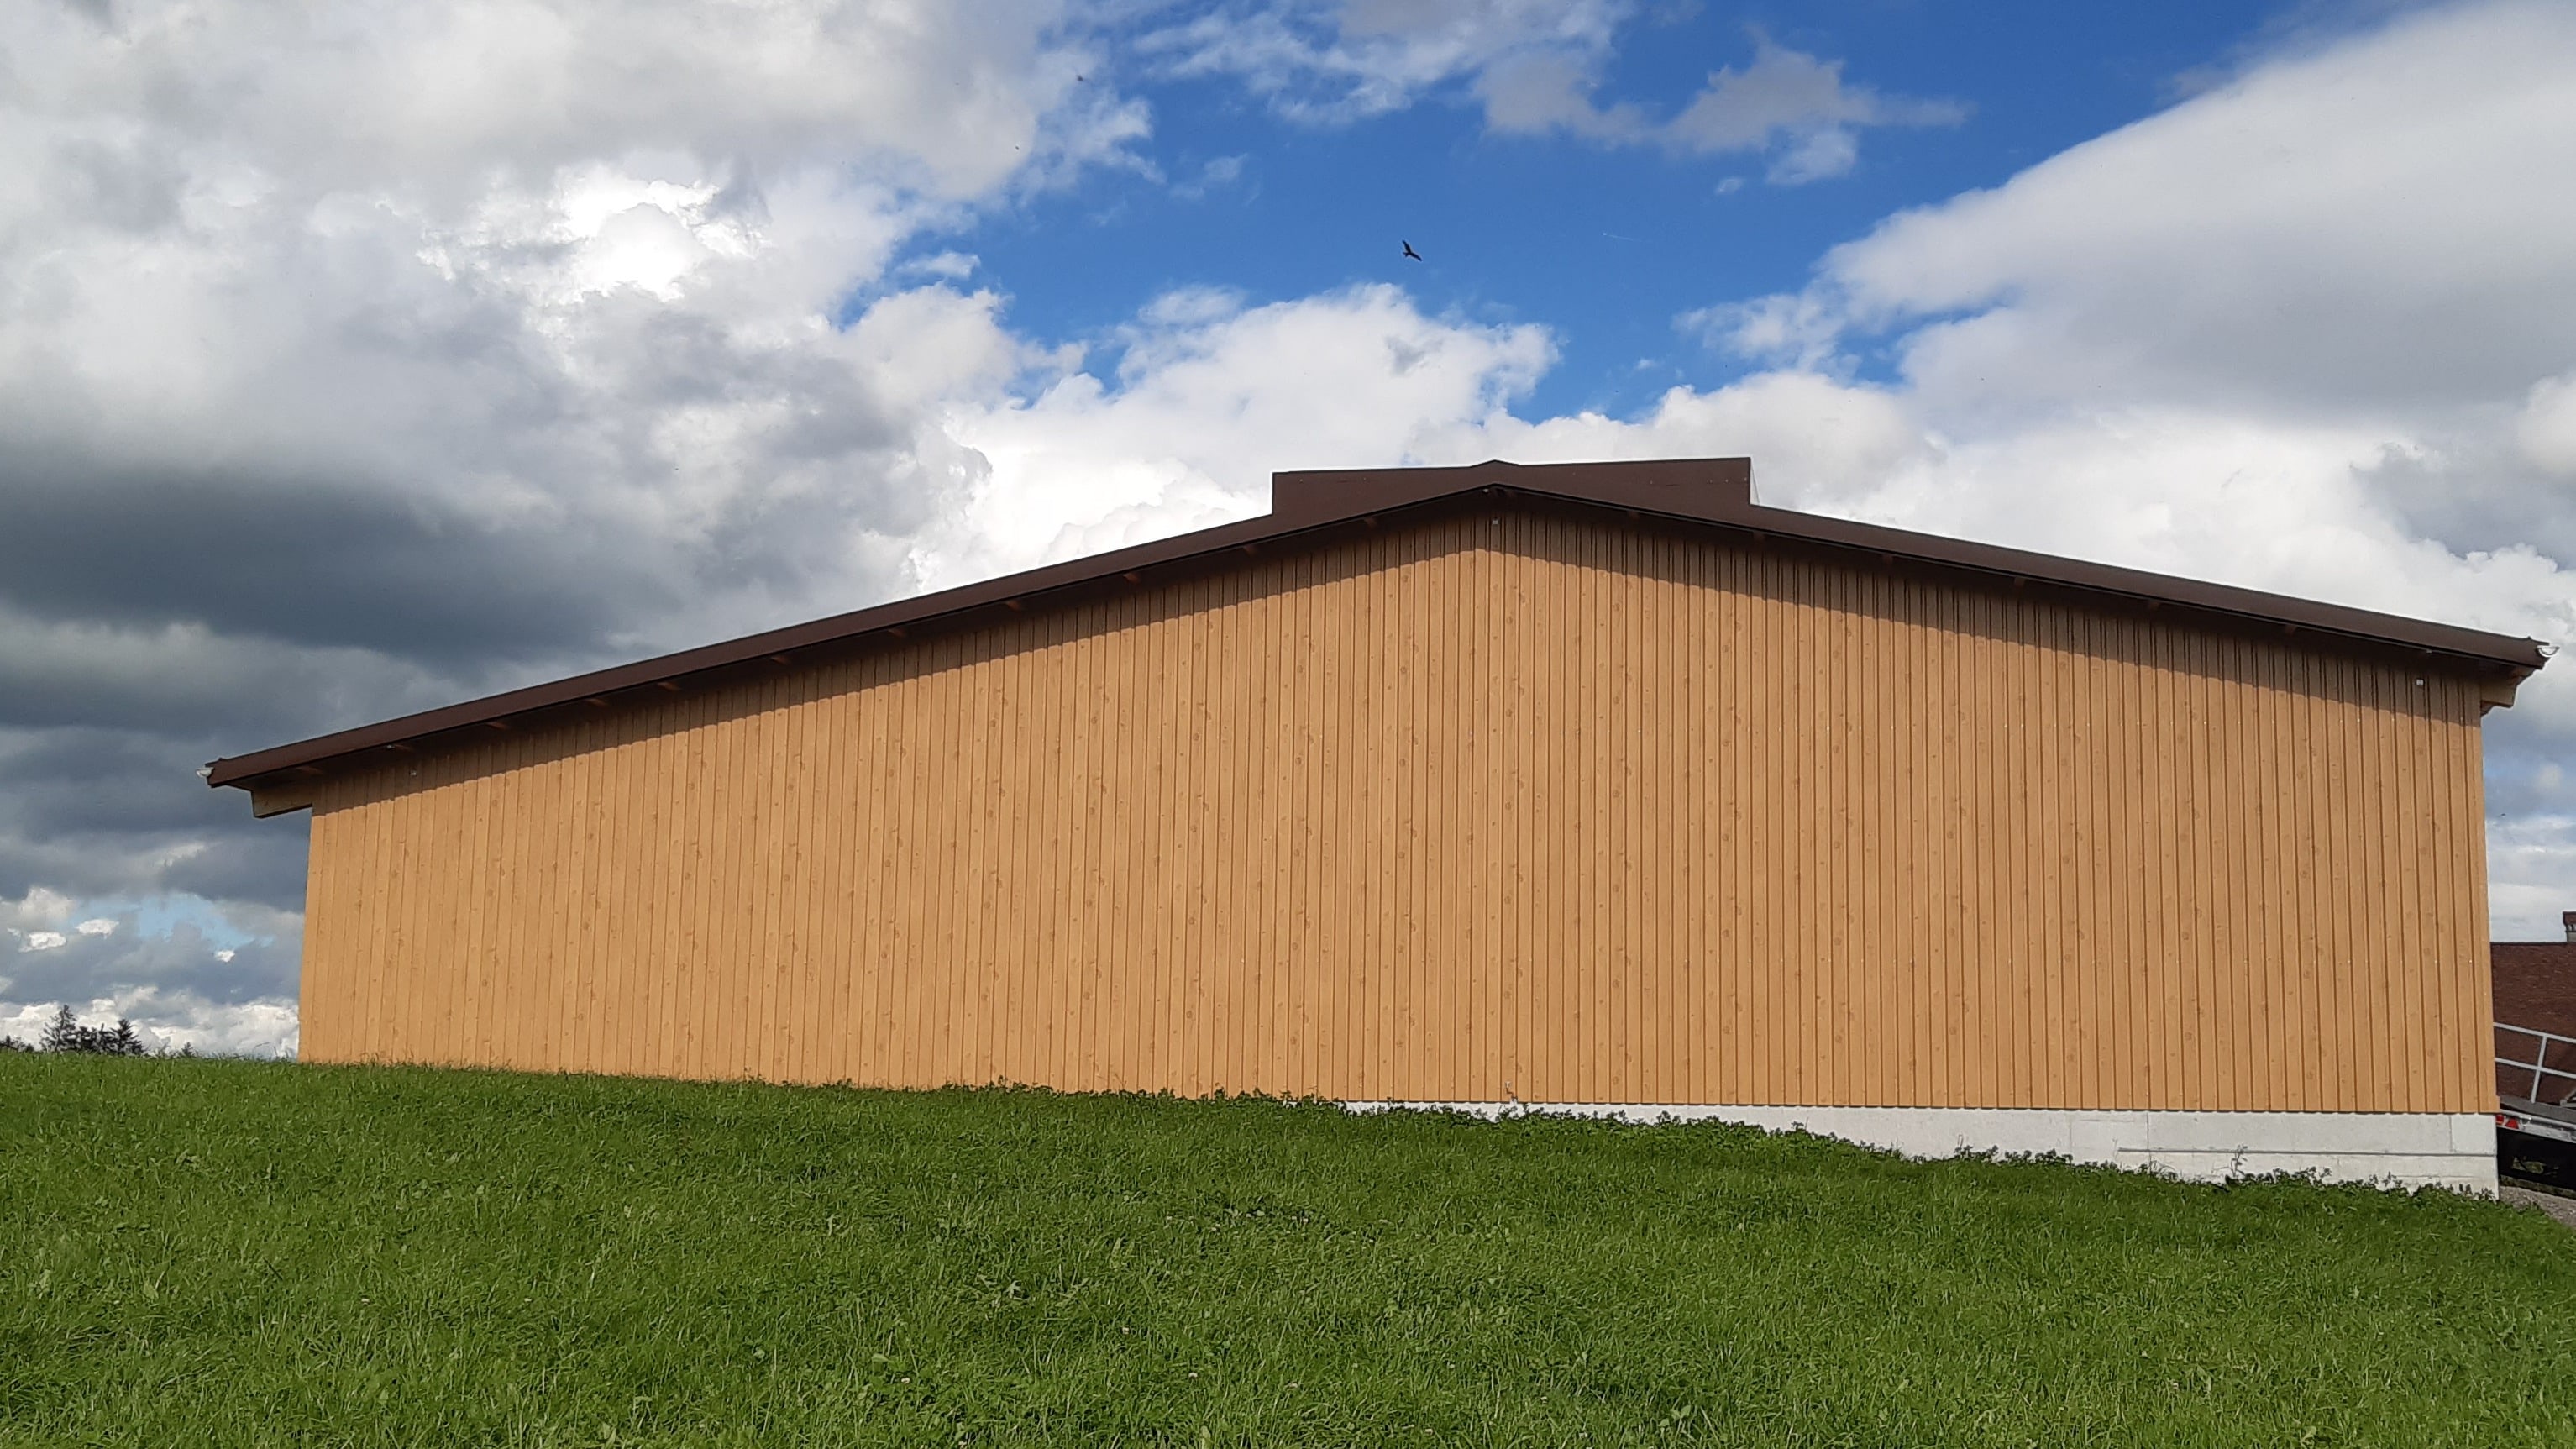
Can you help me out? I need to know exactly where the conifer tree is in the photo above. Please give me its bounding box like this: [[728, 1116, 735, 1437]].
[[32, 1005, 150, 1055]]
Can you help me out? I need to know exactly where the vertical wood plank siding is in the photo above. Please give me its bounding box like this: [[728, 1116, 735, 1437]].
[[300, 512, 2496, 1111]]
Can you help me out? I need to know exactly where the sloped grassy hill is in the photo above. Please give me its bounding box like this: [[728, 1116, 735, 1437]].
[[3, 1055, 2571, 1446]]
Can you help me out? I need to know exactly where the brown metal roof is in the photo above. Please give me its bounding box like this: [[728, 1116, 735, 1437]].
[[207, 455, 2549, 795]]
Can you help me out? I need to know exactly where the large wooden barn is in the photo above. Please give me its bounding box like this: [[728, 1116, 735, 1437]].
[[212, 458, 2546, 1189]]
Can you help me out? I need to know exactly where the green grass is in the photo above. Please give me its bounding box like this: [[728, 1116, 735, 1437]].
[[3, 1057, 2573, 1447]]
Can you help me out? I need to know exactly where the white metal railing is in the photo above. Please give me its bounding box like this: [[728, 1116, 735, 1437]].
[[2496, 1021, 2576, 1105]]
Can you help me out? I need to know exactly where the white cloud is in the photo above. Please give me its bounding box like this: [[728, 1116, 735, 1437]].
[[1372, 367, 1919, 505], [0, 3, 1138, 689], [2520, 371, 2576, 475], [0, 2, 1150, 681], [2, 886, 79, 931], [1681, 289, 1841, 372], [0, 894, 299, 1052], [16, 0, 1119, 207], [1734, 0, 2576, 419], [898, 251, 982, 284], [915, 283, 1553, 586], [1654, 38, 1962, 181], [1141, 5, 1954, 180], [1765, 127, 1859, 187], [0, 995, 298, 1058], [912, 281, 1931, 593], [2493, 812, 2576, 942], [1143, 0, 1632, 121], [1172, 153, 1249, 201]]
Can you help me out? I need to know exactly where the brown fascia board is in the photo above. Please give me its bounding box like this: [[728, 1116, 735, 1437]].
[[206, 454, 2548, 796]]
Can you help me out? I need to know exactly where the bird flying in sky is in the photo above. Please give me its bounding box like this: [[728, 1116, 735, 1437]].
[[1401, 240, 1422, 260]]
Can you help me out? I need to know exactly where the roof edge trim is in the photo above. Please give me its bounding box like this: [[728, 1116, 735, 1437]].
[[207, 456, 2547, 793]]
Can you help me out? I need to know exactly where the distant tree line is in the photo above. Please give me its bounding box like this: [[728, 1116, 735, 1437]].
[[0, 1005, 189, 1057]]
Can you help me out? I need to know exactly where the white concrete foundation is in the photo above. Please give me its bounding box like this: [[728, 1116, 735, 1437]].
[[1344, 1101, 2498, 1192]]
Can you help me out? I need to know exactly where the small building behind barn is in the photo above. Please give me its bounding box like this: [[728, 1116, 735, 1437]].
[[2495, 912, 2576, 1110], [210, 458, 2547, 1189]]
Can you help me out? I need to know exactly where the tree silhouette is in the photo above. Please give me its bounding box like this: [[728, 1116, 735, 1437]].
[[35, 1005, 149, 1056]]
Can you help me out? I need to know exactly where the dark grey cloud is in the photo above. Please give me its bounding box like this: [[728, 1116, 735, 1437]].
[[0, 730, 239, 838], [0, 0, 1138, 1051], [0, 454, 662, 662], [0, 728, 309, 912], [157, 833, 310, 917]]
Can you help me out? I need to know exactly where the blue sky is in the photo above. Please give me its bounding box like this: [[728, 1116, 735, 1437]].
[[953, 3, 2284, 416], [2, 0, 2573, 1053]]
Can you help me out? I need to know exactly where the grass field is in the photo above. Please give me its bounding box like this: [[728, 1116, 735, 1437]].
[[3, 1056, 2573, 1446]]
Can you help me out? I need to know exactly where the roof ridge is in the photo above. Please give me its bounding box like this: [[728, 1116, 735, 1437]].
[[206, 456, 2546, 795]]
